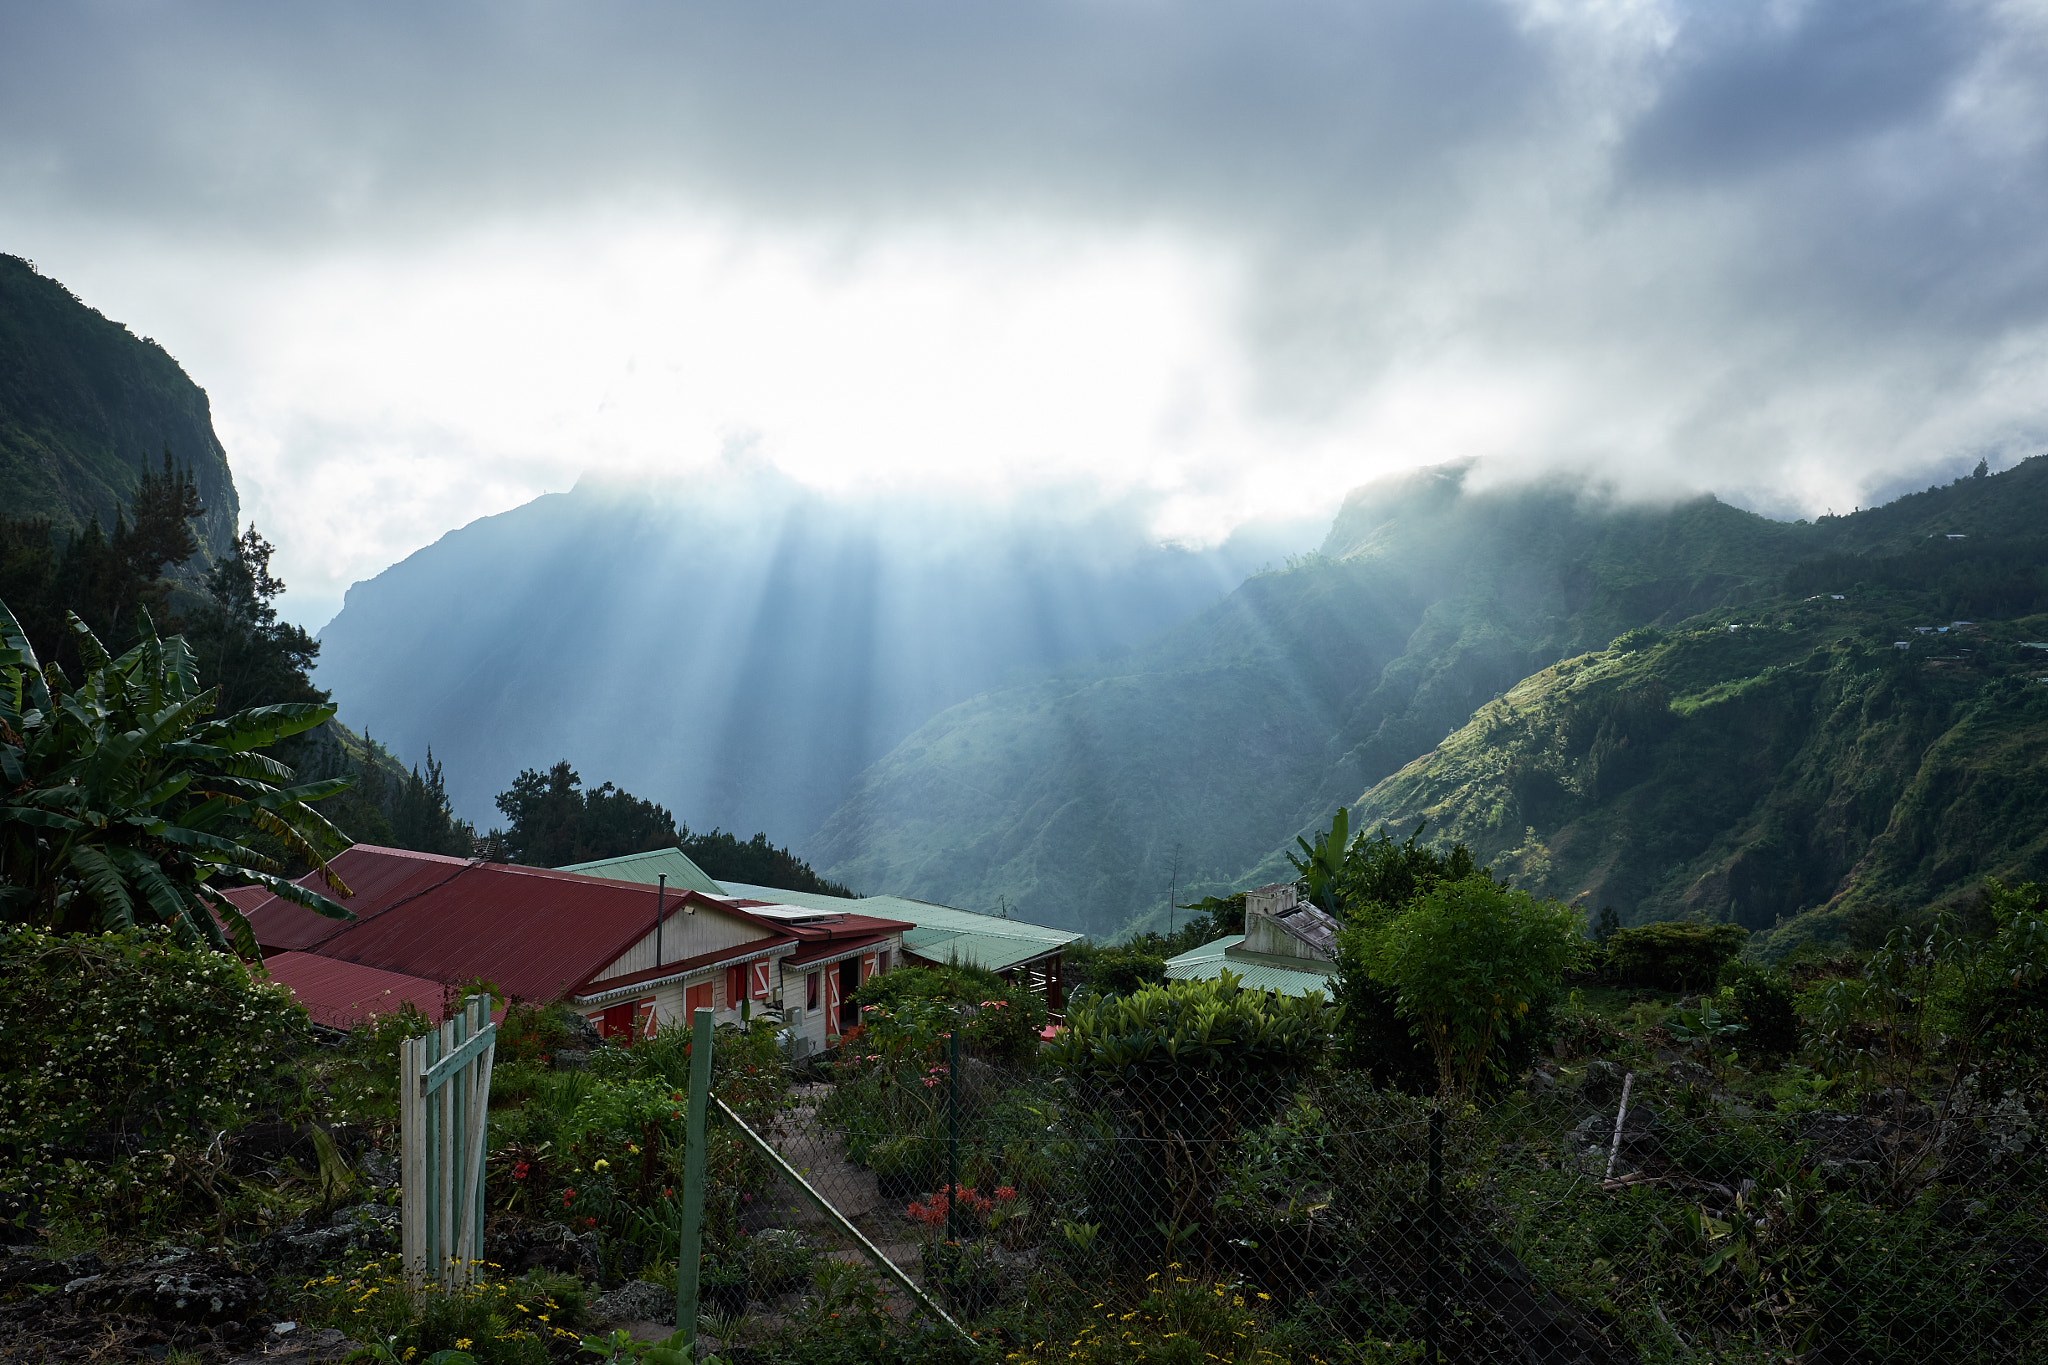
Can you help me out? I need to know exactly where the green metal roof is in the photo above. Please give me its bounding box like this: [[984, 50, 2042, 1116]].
[[559, 847, 725, 896], [716, 882, 1082, 974], [1164, 934, 1335, 998]]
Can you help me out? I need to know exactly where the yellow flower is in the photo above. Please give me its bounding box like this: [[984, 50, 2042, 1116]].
[[455, 1339, 472, 1350], [592, 1158, 610, 1171]]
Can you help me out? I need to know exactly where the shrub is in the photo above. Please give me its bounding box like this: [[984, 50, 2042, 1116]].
[[295, 1256, 580, 1365], [850, 964, 1046, 1067], [0, 924, 312, 1235], [1351, 876, 1580, 1095], [1723, 963, 1801, 1058], [1078, 945, 1168, 998], [1606, 921, 1748, 992]]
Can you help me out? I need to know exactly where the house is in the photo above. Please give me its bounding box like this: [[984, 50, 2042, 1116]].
[[560, 849, 1082, 1009], [232, 845, 910, 1051], [1164, 882, 1339, 999]]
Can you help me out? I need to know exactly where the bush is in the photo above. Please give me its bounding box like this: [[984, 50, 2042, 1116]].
[[1723, 963, 1801, 1058], [1606, 921, 1748, 992], [1351, 876, 1580, 1095], [1078, 945, 1168, 998], [849, 964, 1045, 1066], [0, 925, 312, 1235]]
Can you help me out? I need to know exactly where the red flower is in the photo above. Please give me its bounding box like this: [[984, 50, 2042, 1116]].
[[994, 1186, 1017, 1202], [562, 1188, 575, 1207], [586, 1217, 597, 1227], [512, 1161, 530, 1182]]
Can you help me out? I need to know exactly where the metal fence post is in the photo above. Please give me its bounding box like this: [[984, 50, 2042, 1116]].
[[946, 1025, 961, 1242], [1425, 1105, 1444, 1365], [677, 1006, 713, 1346]]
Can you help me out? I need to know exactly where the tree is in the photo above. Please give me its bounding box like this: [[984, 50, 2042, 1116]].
[[1355, 875, 1581, 1096], [186, 525, 325, 714], [1324, 822, 1487, 1092], [0, 601, 353, 952], [493, 761, 679, 867]]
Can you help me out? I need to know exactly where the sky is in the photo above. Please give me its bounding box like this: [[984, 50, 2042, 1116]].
[[5, 0, 2048, 629]]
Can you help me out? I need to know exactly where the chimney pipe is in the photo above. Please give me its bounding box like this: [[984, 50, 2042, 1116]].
[[655, 874, 668, 965]]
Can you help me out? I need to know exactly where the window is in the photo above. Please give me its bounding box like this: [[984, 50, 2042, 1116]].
[[725, 964, 745, 1005], [806, 971, 820, 1010], [878, 949, 890, 974]]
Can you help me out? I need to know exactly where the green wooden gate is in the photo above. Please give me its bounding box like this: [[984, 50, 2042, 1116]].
[[401, 994, 498, 1290]]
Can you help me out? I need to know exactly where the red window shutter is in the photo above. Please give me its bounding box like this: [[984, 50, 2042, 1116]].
[[751, 959, 770, 1002], [825, 970, 842, 1037], [861, 953, 876, 983], [636, 1000, 657, 1039], [686, 982, 715, 1017]]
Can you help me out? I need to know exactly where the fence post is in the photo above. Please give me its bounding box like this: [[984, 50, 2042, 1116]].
[[946, 1025, 961, 1242], [677, 1006, 713, 1347], [1425, 1105, 1444, 1365]]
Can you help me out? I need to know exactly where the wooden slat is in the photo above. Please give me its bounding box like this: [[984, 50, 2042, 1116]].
[[422, 1021, 496, 1096], [400, 1035, 425, 1289]]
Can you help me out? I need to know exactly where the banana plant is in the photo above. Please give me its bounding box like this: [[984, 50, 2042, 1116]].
[[0, 600, 353, 953], [1289, 806, 1351, 914]]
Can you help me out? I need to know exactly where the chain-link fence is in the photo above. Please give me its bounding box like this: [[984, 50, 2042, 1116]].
[[694, 1039, 2047, 1363]]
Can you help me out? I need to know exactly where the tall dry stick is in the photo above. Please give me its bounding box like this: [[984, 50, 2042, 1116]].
[[1604, 1071, 1636, 1182]]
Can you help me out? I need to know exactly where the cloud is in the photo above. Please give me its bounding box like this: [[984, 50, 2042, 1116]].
[[3, 1, 2046, 622]]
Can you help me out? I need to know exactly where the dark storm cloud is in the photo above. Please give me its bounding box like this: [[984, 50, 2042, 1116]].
[[0, 0, 1545, 236], [4, 0, 2046, 516], [1624, 0, 1981, 179]]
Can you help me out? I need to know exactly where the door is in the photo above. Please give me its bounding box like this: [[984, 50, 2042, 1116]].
[[599, 1002, 635, 1041], [825, 968, 842, 1039], [839, 957, 860, 1034]]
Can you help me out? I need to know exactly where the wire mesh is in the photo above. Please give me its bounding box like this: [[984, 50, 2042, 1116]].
[[693, 1036, 2048, 1363]]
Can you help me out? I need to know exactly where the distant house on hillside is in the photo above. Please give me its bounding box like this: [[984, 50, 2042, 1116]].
[[233, 845, 908, 1052], [1164, 882, 1338, 999], [562, 853, 1082, 1009]]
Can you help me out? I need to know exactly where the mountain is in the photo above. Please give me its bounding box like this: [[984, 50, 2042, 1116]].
[[312, 476, 1320, 842], [0, 255, 240, 563], [810, 458, 2048, 936]]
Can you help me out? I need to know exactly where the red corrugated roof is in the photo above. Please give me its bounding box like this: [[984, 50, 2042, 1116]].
[[238, 845, 801, 1001], [218, 885, 271, 913], [261, 951, 479, 1030]]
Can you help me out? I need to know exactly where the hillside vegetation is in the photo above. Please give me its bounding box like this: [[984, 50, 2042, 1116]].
[[815, 458, 2048, 940], [0, 254, 240, 564]]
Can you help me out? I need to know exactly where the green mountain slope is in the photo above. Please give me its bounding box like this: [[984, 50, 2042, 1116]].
[[1348, 550, 2048, 957], [0, 254, 239, 561], [814, 457, 2048, 938]]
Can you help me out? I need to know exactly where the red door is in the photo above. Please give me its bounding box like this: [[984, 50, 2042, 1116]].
[[599, 1003, 635, 1040], [825, 969, 842, 1038]]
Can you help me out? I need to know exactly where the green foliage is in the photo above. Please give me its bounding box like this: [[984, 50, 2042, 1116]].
[[0, 923, 312, 1234], [1078, 945, 1167, 997], [850, 963, 1046, 1066], [1722, 962, 1801, 1057], [1350, 876, 1580, 1095], [1288, 806, 1349, 914], [1046, 972, 1329, 1083], [492, 760, 680, 867], [1334, 821, 1483, 924], [184, 525, 325, 714], [1605, 921, 1748, 991], [301, 1256, 581, 1365], [0, 598, 354, 946]]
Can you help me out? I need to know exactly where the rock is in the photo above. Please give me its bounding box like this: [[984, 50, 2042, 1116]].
[[67, 1259, 266, 1324], [252, 1200, 402, 1275], [1579, 1059, 1626, 1102], [554, 1047, 592, 1071], [485, 1216, 604, 1279], [590, 1280, 676, 1327], [222, 1325, 361, 1364]]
